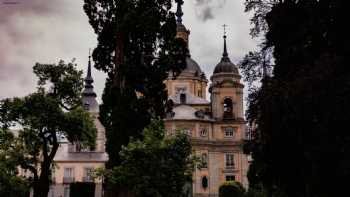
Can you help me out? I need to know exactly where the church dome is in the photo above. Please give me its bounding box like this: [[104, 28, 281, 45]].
[[181, 56, 203, 76], [214, 57, 239, 74], [213, 34, 239, 75]]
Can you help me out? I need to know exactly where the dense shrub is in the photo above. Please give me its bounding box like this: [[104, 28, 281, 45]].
[[219, 181, 245, 197], [70, 182, 95, 197]]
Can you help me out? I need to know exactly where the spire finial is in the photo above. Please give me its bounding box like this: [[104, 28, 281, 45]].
[[83, 49, 97, 111], [83, 48, 96, 98], [222, 24, 228, 58], [223, 24, 227, 37], [87, 49, 92, 77], [175, 0, 184, 24]]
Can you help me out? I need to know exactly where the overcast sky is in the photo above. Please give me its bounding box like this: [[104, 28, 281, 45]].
[[0, 0, 257, 103]]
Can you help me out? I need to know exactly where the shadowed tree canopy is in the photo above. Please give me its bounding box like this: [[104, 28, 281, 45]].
[[0, 60, 97, 197], [240, 0, 350, 196], [83, 0, 187, 167], [103, 120, 193, 197]]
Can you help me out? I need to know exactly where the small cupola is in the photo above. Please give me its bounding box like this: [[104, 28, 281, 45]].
[[213, 28, 239, 75]]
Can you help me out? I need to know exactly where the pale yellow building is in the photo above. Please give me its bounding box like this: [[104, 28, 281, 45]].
[[164, 1, 249, 196], [49, 55, 108, 197]]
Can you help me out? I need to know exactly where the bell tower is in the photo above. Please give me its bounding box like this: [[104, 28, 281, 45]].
[[210, 27, 244, 121], [175, 0, 190, 47]]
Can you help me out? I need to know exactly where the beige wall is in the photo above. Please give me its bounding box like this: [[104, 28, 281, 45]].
[[212, 123, 244, 141], [165, 120, 249, 196], [53, 162, 104, 184], [165, 79, 207, 99], [211, 86, 244, 120]]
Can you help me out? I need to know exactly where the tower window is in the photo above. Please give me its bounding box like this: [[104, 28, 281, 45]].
[[180, 93, 186, 104], [223, 98, 233, 113]]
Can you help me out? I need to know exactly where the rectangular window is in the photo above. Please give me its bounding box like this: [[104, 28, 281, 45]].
[[64, 186, 70, 197], [225, 154, 235, 168], [84, 168, 94, 182], [226, 175, 235, 181], [64, 168, 74, 178], [200, 128, 208, 137], [224, 127, 235, 137]]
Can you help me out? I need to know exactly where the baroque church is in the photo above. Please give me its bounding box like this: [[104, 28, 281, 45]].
[[164, 1, 249, 196], [49, 1, 248, 197]]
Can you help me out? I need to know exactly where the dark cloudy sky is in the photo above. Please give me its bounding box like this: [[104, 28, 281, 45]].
[[0, 0, 257, 102]]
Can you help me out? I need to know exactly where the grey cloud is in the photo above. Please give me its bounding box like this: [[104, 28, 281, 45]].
[[0, 0, 67, 81], [0, 0, 101, 100], [201, 7, 214, 21], [194, 0, 227, 21], [1, 0, 256, 107]]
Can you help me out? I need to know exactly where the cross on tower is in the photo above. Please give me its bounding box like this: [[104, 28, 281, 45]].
[[223, 24, 227, 37]]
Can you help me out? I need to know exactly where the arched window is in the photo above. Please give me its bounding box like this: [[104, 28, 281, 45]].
[[180, 93, 186, 104], [223, 98, 234, 119], [198, 89, 202, 97], [202, 176, 208, 189], [223, 98, 233, 113]]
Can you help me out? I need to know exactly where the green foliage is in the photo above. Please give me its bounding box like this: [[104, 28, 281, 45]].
[[0, 60, 97, 197], [84, 0, 187, 167], [101, 120, 193, 197], [219, 181, 245, 197], [0, 129, 30, 197], [241, 0, 350, 196], [70, 182, 96, 197]]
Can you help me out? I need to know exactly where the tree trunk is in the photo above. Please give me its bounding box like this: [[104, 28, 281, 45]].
[[32, 177, 50, 197], [32, 137, 59, 197]]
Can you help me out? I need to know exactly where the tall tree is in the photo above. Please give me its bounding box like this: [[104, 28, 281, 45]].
[[241, 0, 350, 196], [83, 0, 187, 167], [0, 60, 97, 197]]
